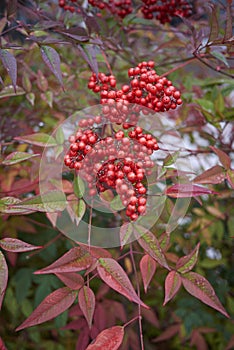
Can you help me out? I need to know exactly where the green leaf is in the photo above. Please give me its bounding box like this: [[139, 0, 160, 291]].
[[11, 190, 67, 212], [73, 176, 85, 199], [196, 99, 214, 113], [14, 133, 57, 147], [55, 127, 65, 145], [163, 151, 180, 167], [211, 51, 230, 68], [110, 195, 125, 211], [0, 85, 25, 99], [2, 152, 40, 165]]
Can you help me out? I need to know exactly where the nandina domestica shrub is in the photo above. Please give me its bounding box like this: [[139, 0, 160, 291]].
[[0, 1, 233, 349]]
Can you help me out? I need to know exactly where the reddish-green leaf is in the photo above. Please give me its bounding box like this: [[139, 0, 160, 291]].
[[0, 49, 17, 91], [2, 152, 40, 165], [16, 287, 77, 331], [40, 46, 63, 87], [134, 225, 170, 270], [208, 4, 219, 42], [97, 258, 148, 308], [182, 272, 229, 318], [11, 190, 67, 212], [227, 169, 234, 189], [119, 222, 134, 249], [163, 271, 182, 305], [210, 146, 231, 169], [86, 326, 124, 350], [190, 330, 208, 350], [140, 254, 156, 293], [34, 247, 93, 274], [224, 0, 233, 41], [166, 184, 217, 198], [176, 243, 200, 274], [0, 251, 8, 310], [0, 238, 42, 253], [14, 133, 57, 147], [194, 165, 226, 185], [79, 286, 95, 329], [55, 272, 84, 290]]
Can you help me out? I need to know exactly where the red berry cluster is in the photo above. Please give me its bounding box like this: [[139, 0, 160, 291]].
[[96, 158, 147, 221], [88, 61, 182, 118], [141, 0, 193, 23], [64, 128, 99, 170], [58, 0, 78, 13], [88, 0, 133, 18], [58, 0, 132, 18], [64, 125, 158, 220]]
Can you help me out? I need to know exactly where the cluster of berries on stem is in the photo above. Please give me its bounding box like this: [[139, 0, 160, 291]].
[[58, 0, 192, 22], [141, 0, 193, 22], [64, 61, 181, 220]]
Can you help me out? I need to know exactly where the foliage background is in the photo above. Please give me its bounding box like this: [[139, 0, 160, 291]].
[[0, 0, 233, 349]]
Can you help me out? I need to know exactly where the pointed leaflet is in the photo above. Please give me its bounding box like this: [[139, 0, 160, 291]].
[[0, 336, 7, 350], [16, 287, 77, 331], [224, 0, 233, 42], [86, 326, 124, 350], [227, 169, 234, 189], [152, 324, 180, 343], [97, 258, 148, 308], [78, 286, 95, 329], [166, 184, 217, 198], [0, 49, 17, 91], [34, 247, 93, 274], [163, 271, 182, 305], [0, 238, 42, 252], [14, 133, 57, 147], [194, 165, 225, 185], [176, 243, 200, 274], [40, 46, 63, 87], [140, 254, 156, 293], [2, 152, 40, 165], [55, 272, 84, 290], [11, 190, 67, 212], [119, 222, 134, 249], [210, 146, 231, 170], [0, 251, 8, 310], [133, 225, 170, 270], [181, 272, 229, 318]]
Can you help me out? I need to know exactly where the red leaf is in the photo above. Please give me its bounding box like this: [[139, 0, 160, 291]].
[[190, 330, 208, 350], [176, 243, 200, 274], [40, 46, 63, 87], [76, 329, 90, 350], [16, 287, 77, 331], [163, 271, 182, 305], [79, 286, 95, 329], [0, 251, 8, 310], [134, 225, 170, 270], [210, 146, 231, 169], [97, 258, 148, 308], [194, 165, 226, 184], [80, 244, 112, 259], [85, 326, 124, 350], [181, 272, 229, 318], [55, 272, 84, 290], [0, 336, 7, 350], [226, 335, 234, 350], [152, 324, 180, 343], [140, 254, 156, 293], [34, 247, 93, 274], [166, 184, 217, 198], [0, 238, 42, 253], [0, 49, 17, 92]]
